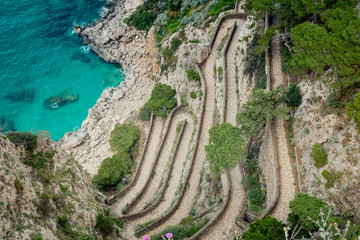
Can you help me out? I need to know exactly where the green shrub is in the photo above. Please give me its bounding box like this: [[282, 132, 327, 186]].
[[57, 216, 72, 234], [37, 193, 51, 216], [124, 5, 157, 31], [345, 91, 360, 132], [150, 216, 207, 240], [110, 123, 140, 154], [236, 86, 290, 138], [311, 143, 328, 168], [288, 193, 328, 232], [321, 170, 343, 189], [286, 83, 302, 108], [205, 123, 246, 176], [327, 92, 343, 109], [187, 69, 200, 81], [248, 188, 264, 205], [242, 174, 259, 191], [97, 153, 133, 187], [190, 91, 197, 99], [138, 103, 151, 121], [179, 29, 186, 41], [96, 213, 114, 237], [147, 83, 177, 117], [242, 216, 285, 240], [170, 37, 182, 52], [14, 179, 23, 193], [6, 132, 37, 152]]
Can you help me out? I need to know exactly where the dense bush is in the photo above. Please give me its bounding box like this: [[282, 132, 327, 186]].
[[242, 216, 285, 240], [150, 216, 207, 240], [288, 193, 328, 232], [190, 91, 197, 99], [236, 86, 290, 138], [345, 91, 360, 132], [57, 216, 72, 234], [124, 5, 157, 31], [248, 188, 265, 205], [205, 123, 246, 176], [243, 34, 267, 89], [286, 83, 302, 108], [311, 143, 328, 168], [148, 83, 177, 117], [96, 153, 133, 187], [321, 170, 343, 189], [14, 179, 23, 193], [96, 213, 114, 237], [170, 37, 182, 52], [187, 69, 200, 81], [138, 103, 152, 121], [110, 123, 140, 154], [6, 132, 37, 152]]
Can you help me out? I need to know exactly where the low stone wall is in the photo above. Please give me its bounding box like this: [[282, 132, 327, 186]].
[[240, 12, 281, 234], [122, 105, 185, 214], [199, 13, 248, 68], [188, 21, 239, 240], [106, 114, 155, 204], [136, 61, 208, 237], [222, 21, 237, 123], [117, 120, 187, 220], [188, 171, 232, 240]]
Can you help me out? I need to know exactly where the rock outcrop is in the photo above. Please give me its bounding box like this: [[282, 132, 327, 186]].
[[0, 134, 102, 239], [59, 0, 210, 175]]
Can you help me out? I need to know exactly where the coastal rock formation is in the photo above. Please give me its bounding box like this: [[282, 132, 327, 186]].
[[60, 0, 209, 175], [0, 134, 102, 239]]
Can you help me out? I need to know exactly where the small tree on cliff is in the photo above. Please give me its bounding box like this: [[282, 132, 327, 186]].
[[148, 83, 177, 117]]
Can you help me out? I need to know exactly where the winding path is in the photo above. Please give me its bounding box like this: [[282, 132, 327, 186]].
[[198, 18, 247, 240], [112, 117, 165, 214], [120, 110, 195, 238], [270, 35, 296, 222]]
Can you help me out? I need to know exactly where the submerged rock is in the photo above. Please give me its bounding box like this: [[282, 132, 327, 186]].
[[0, 116, 15, 132], [44, 90, 79, 110], [5, 89, 35, 103]]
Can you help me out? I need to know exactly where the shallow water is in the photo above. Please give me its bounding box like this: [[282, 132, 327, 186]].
[[0, 0, 123, 140]]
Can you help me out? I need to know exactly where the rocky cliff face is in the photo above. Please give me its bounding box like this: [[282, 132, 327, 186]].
[[0, 134, 102, 239], [59, 0, 210, 175]]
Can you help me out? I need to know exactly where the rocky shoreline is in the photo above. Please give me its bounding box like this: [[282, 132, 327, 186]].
[[59, 0, 158, 174], [59, 0, 212, 175]]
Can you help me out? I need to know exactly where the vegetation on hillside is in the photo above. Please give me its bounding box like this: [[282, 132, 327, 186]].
[[94, 123, 140, 188], [147, 83, 177, 117], [125, 0, 237, 42], [205, 123, 246, 176], [236, 86, 290, 138], [243, 0, 360, 95]]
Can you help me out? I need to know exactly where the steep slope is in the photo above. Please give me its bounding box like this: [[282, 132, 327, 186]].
[[0, 134, 102, 239]]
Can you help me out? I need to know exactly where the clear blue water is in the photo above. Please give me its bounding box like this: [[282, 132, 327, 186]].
[[0, 0, 123, 140]]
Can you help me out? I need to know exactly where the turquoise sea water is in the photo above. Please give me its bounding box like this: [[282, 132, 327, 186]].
[[0, 0, 123, 140]]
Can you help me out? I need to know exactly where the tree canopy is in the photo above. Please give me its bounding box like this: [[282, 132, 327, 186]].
[[97, 153, 134, 187], [110, 122, 141, 154], [236, 86, 290, 138], [205, 123, 246, 176], [242, 216, 285, 240], [148, 83, 177, 117], [346, 91, 360, 132], [288, 193, 328, 232]]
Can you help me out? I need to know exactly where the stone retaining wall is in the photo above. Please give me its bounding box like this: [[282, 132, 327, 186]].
[[122, 105, 185, 214], [106, 114, 155, 204], [188, 20, 239, 239], [199, 13, 248, 68], [135, 61, 208, 237], [117, 120, 187, 220]]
